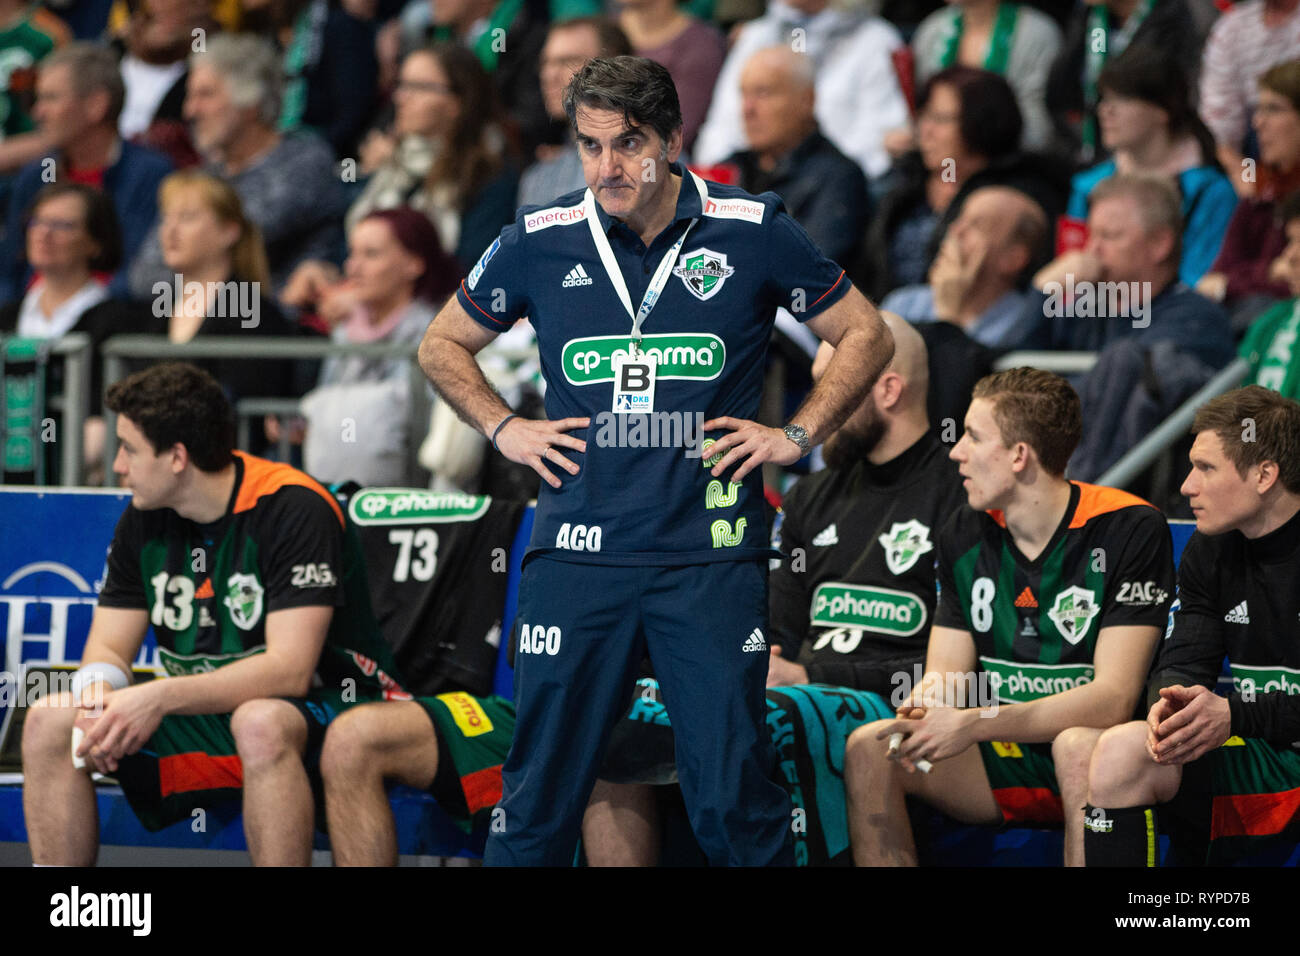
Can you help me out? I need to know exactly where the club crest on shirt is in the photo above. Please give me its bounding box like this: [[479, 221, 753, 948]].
[[878, 519, 933, 574], [674, 248, 734, 300], [224, 573, 264, 631], [1048, 585, 1099, 644]]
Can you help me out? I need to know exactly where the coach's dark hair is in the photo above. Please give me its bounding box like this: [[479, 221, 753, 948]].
[[1192, 386, 1300, 494], [105, 363, 235, 472], [971, 368, 1082, 476], [563, 55, 682, 145]]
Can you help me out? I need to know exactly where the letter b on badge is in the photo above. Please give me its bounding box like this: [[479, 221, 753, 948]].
[[611, 351, 656, 413]]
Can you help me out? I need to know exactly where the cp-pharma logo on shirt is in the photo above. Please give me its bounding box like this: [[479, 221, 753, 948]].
[[224, 573, 264, 631], [877, 519, 933, 575], [1047, 585, 1099, 645], [673, 247, 735, 301], [563, 333, 725, 385]]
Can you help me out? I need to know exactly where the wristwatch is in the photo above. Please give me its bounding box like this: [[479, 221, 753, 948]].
[[783, 423, 811, 455]]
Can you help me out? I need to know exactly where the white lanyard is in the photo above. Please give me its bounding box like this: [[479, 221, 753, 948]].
[[583, 170, 709, 351]]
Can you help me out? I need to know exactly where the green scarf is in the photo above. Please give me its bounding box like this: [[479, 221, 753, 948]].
[[937, 2, 1020, 75]]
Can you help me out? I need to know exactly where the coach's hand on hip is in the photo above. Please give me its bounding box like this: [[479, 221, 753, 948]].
[[700, 417, 804, 482], [495, 414, 590, 489]]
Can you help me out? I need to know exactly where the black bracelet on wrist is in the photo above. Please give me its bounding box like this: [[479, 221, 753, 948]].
[[491, 413, 519, 451]]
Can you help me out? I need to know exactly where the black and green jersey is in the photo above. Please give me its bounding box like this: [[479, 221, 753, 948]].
[[1152, 505, 1300, 748], [769, 434, 966, 695], [348, 489, 525, 697], [934, 482, 1175, 704], [98, 451, 408, 700]]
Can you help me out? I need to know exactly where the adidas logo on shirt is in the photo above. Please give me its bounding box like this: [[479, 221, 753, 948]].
[[742, 628, 767, 652], [812, 524, 838, 547], [562, 264, 593, 288], [1224, 601, 1250, 624]]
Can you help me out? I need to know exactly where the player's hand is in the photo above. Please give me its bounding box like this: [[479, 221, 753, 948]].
[[766, 645, 809, 687], [1148, 685, 1231, 765], [876, 707, 975, 771], [493, 415, 590, 489], [700, 417, 803, 482], [76, 683, 165, 772], [1144, 692, 1181, 760]]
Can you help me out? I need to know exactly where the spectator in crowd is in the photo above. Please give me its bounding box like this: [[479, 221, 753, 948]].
[[0, 183, 148, 480], [1238, 191, 1300, 403], [1018, 173, 1233, 367], [281, 207, 460, 485], [145, 169, 301, 411], [1199, 0, 1300, 198], [855, 66, 1068, 302], [335, 44, 517, 273], [1198, 61, 1300, 325], [127, 33, 347, 298], [264, 0, 379, 159], [619, 0, 724, 150], [911, 0, 1062, 152], [693, 0, 911, 182], [402, 0, 551, 159], [112, 0, 217, 169], [0, 0, 70, 138], [724, 46, 868, 265], [0, 42, 173, 303], [882, 184, 1048, 348], [1047, 0, 1203, 164], [516, 16, 631, 209], [1066, 46, 1237, 288]]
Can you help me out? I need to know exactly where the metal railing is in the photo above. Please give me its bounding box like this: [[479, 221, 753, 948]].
[[100, 335, 433, 486], [0, 332, 91, 486], [1097, 358, 1251, 489]]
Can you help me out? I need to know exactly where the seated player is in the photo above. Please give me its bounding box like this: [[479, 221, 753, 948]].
[[583, 313, 967, 865], [318, 492, 525, 866], [1083, 386, 1300, 866], [844, 368, 1175, 866], [21, 363, 406, 866]]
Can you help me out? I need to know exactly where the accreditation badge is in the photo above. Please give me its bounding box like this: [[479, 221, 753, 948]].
[[611, 349, 657, 414]]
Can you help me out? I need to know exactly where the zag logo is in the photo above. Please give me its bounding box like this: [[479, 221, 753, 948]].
[[711, 517, 747, 548]]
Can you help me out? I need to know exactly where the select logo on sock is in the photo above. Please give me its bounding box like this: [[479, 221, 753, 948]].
[[1084, 807, 1114, 833]]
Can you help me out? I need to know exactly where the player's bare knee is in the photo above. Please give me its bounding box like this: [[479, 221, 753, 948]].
[[320, 706, 384, 782], [846, 721, 897, 779], [21, 693, 78, 760], [1052, 726, 1102, 778], [231, 699, 304, 770], [1087, 721, 1151, 805]]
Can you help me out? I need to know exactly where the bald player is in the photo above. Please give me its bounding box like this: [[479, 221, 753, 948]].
[[882, 186, 1050, 350], [581, 314, 968, 866], [725, 46, 871, 266]]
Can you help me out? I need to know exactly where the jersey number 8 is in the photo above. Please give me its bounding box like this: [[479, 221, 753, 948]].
[[971, 576, 995, 633]]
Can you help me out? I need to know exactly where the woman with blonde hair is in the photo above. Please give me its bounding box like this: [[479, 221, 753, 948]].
[[146, 168, 305, 415]]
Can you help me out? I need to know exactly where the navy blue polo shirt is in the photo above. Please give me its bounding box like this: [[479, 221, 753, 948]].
[[457, 164, 849, 566]]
